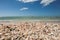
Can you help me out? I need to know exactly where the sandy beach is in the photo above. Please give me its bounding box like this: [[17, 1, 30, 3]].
[[0, 20, 60, 40]]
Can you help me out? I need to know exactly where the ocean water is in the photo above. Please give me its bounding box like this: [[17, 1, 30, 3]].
[[0, 16, 60, 20]]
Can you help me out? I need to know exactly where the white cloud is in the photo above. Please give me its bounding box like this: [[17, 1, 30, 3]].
[[40, 0, 56, 6], [18, 0, 38, 3], [17, 0, 56, 7], [20, 7, 28, 11]]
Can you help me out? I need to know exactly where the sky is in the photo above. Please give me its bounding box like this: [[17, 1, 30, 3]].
[[0, 0, 60, 16]]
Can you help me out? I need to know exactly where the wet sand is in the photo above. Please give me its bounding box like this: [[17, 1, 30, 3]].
[[0, 20, 60, 40]]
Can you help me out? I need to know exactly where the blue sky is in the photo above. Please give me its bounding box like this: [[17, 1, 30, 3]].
[[0, 0, 60, 16]]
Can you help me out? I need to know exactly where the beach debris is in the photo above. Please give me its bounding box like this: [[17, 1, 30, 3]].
[[0, 21, 60, 40]]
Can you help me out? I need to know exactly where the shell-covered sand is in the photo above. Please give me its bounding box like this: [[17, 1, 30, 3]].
[[0, 21, 60, 40]]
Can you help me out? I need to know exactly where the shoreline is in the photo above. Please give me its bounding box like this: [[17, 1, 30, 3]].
[[0, 20, 60, 40], [0, 19, 60, 21]]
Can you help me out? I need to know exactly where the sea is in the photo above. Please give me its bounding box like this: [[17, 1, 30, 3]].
[[0, 16, 60, 21]]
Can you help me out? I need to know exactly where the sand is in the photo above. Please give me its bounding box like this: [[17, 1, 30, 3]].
[[0, 20, 60, 40]]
